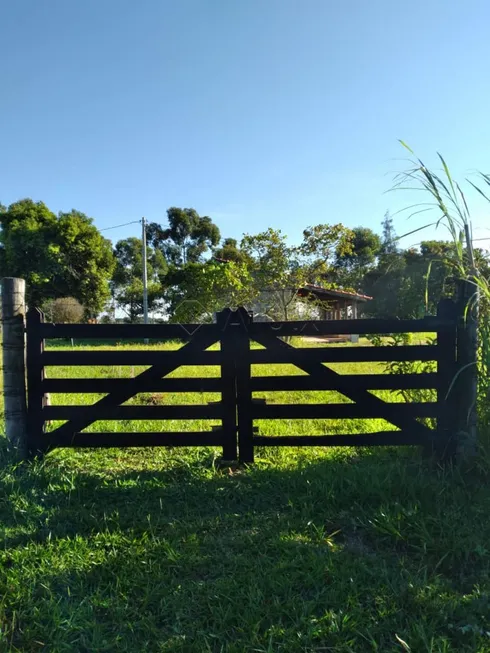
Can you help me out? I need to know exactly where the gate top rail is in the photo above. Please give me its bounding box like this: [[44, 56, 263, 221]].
[[34, 315, 456, 340], [36, 321, 220, 340], [247, 316, 456, 337]]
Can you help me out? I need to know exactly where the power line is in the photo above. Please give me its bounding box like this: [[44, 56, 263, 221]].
[[100, 220, 142, 232]]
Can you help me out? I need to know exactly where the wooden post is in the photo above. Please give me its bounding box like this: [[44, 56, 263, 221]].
[[218, 308, 238, 461], [434, 298, 458, 459], [234, 307, 254, 464], [455, 278, 479, 458], [1, 278, 28, 454]]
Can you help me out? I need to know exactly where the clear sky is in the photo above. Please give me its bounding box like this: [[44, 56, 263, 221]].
[[1, 0, 489, 249]]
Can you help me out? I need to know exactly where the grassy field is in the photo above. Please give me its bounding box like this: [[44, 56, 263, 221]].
[[1, 338, 490, 652]]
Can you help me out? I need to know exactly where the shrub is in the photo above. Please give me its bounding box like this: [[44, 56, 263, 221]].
[[43, 297, 85, 323]]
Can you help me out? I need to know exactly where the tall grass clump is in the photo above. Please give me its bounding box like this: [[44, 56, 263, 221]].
[[393, 143, 490, 441]]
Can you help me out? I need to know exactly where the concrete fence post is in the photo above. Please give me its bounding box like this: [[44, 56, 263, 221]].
[[1, 278, 28, 455]]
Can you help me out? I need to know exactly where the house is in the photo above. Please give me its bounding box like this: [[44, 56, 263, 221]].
[[297, 283, 372, 320]]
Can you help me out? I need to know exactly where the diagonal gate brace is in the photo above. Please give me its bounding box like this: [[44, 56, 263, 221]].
[[46, 332, 219, 445], [252, 333, 435, 443]]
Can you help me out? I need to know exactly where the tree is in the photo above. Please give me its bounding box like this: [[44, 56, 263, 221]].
[[380, 210, 398, 255], [42, 297, 85, 323], [334, 226, 381, 289], [240, 228, 307, 320], [299, 223, 354, 284], [112, 237, 168, 322], [238, 225, 356, 321], [363, 252, 413, 317], [166, 260, 253, 322], [0, 200, 115, 313], [0, 199, 60, 305], [214, 237, 251, 264], [147, 207, 221, 266], [56, 210, 116, 315], [363, 239, 467, 318]]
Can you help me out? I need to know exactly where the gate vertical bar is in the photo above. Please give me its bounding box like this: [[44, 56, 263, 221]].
[[435, 298, 458, 459], [455, 277, 479, 458], [26, 308, 46, 456], [218, 308, 238, 461], [234, 308, 254, 463]]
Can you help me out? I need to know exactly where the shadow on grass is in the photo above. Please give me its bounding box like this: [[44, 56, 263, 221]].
[[1, 441, 490, 652]]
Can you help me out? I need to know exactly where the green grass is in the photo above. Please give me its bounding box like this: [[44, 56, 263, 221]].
[[1, 340, 490, 652]]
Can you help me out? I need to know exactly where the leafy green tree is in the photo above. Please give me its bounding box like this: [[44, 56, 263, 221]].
[[240, 228, 309, 320], [298, 223, 354, 284], [0, 200, 115, 313], [363, 251, 411, 317], [166, 260, 253, 322], [214, 237, 251, 264], [0, 199, 59, 304], [147, 207, 220, 266], [334, 226, 381, 289], [239, 225, 356, 320], [56, 210, 116, 314], [363, 239, 472, 318], [241, 228, 300, 288], [112, 237, 167, 322]]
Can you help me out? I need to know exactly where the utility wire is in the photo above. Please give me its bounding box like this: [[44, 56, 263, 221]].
[[100, 220, 142, 232]]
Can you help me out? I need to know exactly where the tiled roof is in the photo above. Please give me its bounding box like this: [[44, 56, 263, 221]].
[[301, 283, 373, 301]]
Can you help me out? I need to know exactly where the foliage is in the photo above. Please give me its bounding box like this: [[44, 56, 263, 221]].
[[147, 207, 220, 266], [56, 210, 116, 315], [394, 143, 490, 434], [363, 243, 457, 318], [42, 297, 85, 323], [298, 223, 354, 284], [238, 225, 355, 321], [0, 199, 60, 304], [334, 226, 381, 289], [213, 237, 251, 264], [112, 237, 167, 322], [0, 200, 115, 314], [241, 228, 306, 321], [380, 210, 398, 255], [367, 332, 437, 428], [166, 259, 254, 322]]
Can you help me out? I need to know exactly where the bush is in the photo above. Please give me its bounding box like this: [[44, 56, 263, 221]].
[[43, 297, 85, 323]]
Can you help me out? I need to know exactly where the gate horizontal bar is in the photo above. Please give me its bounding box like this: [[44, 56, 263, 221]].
[[42, 377, 222, 393], [251, 373, 440, 391], [46, 431, 225, 448], [251, 402, 439, 419], [41, 349, 221, 366], [248, 317, 454, 337], [44, 404, 223, 420], [253, 432, 433, 446], [39, 322, 219, 340], [249, 345, 437, 364]]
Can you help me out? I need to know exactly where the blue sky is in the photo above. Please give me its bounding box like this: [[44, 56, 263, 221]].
[[1, 0, 489, 249]]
